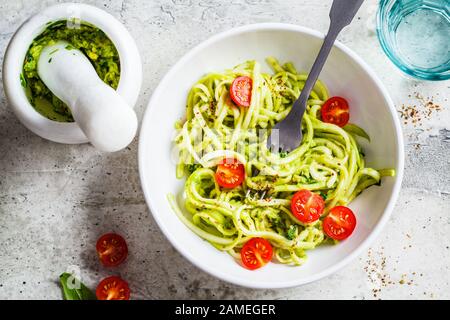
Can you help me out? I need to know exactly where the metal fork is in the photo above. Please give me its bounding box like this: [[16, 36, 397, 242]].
[[267, 0, 364, 153]]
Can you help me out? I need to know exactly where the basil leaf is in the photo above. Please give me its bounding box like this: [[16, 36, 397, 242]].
[[59, 273, 96, 300]]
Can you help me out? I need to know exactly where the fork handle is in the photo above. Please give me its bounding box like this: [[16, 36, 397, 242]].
[[289, 0, 364, 120]]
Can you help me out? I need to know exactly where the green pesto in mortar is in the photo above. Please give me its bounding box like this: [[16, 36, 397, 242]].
[[22, 20, 121, 122]]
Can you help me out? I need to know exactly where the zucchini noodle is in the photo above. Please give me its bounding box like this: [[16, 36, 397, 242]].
[[169, 57, 395, 266]]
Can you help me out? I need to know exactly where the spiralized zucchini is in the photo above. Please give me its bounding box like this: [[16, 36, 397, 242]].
[[169, 57, 395, 266]]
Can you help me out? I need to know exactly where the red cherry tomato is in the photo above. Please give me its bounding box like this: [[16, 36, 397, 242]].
[[291, 189, 325, 223], [96, 276, 130, 300], [215, 158, 245, 189], [230, 76, 252, 107], [323, 206, 357, 240], [96, 233, 128, 267], [321, 96, 350, 127], [241, 238, 273, 270]]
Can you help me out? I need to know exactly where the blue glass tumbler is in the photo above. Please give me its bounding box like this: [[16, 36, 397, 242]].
[[377, 0, 450, 80]]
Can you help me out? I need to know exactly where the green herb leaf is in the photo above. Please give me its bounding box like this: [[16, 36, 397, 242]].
[[19, 73, 27, 88], [59, 273, 96, 300], [343, 123, 371, 141], [187, 164, 201, 174], [358, 147, 365, 157], [49, 48, 59, 55], [286, 225, 297, 240], [319, 191, 328, 200]]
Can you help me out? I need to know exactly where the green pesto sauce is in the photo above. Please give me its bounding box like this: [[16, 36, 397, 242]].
[[22, 20, 121, 122]]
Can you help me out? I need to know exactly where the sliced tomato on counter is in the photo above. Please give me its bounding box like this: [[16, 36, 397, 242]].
[[96, 276, 130, 300], [323, 206, 356, 240], [96, 233, 128, 267], [321, 96, 350, 127], [230, 76, 252, 107], [215, 158, 245, 188], [290, 189, 325, 223], [241, 238, 273, 270]]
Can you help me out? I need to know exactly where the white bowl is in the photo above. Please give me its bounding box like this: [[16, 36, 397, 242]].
[[139, 23, 404, 289], [2, 3, 142, 144]]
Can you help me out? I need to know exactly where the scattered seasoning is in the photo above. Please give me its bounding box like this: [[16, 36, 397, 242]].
[[399, 273, 407, 285], [364, 245, 424, 298], [398, 92, 442, 126]]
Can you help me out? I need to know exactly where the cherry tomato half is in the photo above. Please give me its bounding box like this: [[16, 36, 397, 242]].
[[291, 189, 325, 223], [96, 276, 130, 300], [96, 233, 128, 267], [241, 238, 273, 270], [230, 76, 252, 107], [321, 96, 350, 127], [215, 158, 245, 189], [323, 206, 356, 241]]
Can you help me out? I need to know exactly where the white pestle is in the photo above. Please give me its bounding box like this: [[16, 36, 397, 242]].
[[37, 41, 138, 152]]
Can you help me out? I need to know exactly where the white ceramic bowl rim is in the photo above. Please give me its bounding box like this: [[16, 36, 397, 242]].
[[139, 23, 405, 289], [2, 2, 142, 144]]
